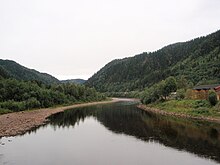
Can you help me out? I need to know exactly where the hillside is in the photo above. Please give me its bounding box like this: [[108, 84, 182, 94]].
[[0, 59, 60, 84], [0, 60, 105, 114], [61, 79, 86, 84], [86, 30, 220, 92]]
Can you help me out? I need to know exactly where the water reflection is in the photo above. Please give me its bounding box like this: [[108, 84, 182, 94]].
[[48, 101, 220, 163]]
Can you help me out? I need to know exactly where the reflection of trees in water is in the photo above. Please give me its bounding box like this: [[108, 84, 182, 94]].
[[48, 102, 220, 163]]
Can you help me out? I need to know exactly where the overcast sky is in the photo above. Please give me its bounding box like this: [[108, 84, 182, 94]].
[[0, 0, 220, 80]]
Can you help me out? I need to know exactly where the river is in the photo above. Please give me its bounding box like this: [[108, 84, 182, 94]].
[[0, 100, 220, 165]]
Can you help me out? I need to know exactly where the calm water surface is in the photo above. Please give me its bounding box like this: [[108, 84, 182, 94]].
[[0, 101, 220, 165]]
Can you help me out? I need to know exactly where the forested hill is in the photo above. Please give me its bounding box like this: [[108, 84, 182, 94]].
[[0, 59, 60, 84], [61, 79, 86, 84], [86, 30, 220, 92]]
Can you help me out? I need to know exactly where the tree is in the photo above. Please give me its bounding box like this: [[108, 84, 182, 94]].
[[176, 89, 185, 100], [177, 75, 188, 89], [25, 98, 41, 109], [162, 77, 177, 99], [0, 78, 105, 112], [208, 90, 218, 106]]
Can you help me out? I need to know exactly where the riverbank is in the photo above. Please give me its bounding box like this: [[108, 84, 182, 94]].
[[138, 103, 220, 124], [0, 98, 120, 137]]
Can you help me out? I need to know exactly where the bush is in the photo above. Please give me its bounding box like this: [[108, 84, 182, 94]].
[[0, 100, 26, 112], [141, 77, 178, 104], [25, 98, 41, 109], [193, 100, 210, 108], [176, 89, 185, 100], [208, 90, 218, 106], [214, 102, 220, 111], [162, 76, 177, 99], [0, 108, 12, 114]]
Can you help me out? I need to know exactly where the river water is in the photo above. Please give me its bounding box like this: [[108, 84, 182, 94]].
[[0, 101, 220, 165]]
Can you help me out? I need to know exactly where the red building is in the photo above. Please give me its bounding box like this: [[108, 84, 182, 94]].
[[192, 84, 220, 100]]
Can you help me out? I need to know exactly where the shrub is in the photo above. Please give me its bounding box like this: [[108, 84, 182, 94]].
[[0, 108, 12, 115], [176, 89, 185, 100], [185, 89, 193, 99], [25, 97, 41, 109], [193, 100, 210, 108], [162, 76, 177, 99], [208, 90, 218, 106], [0, 100, 26, 112], [214, 102, 220, 111]]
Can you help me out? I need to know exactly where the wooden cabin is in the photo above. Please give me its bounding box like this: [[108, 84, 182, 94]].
[[192, 84, 220, 100]]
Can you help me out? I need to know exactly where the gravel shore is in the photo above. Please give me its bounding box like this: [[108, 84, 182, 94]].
[[0, 99, 119, 137]]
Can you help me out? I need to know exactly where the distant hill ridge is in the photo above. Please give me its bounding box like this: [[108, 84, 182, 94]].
[[86, 30, 220, 92], [61, 79, 86, 84], [0, 59, 60, 84]]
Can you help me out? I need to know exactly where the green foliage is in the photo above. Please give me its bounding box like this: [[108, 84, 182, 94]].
[[214, 102, 220, 111], [141, 77, 177, 104], [192, 108, 210, 115], [0, 108, 12, 115], [0, 66, 10, 79], [208, 90, 218, 106], [25, 98, 41, 109], [193, 100, 211, 108], [162, 77, 177, 99], [0, 100, 26, 112], [151, 100, 220, 117], [0, 79, 106, 113], [176, 89, 185, 100], [0, 59, 60, 84], [86, 30, 220, 92], [176, 76, 191, 89]]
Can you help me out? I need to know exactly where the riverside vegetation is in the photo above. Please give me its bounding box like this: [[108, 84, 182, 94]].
[[0, 60, 105, 114], [140, 76, 220, 118], [0, 78, 105, 114], [86, 30, 220, 93], [85, 30, 220, 119], [1, 30, 220, 118]]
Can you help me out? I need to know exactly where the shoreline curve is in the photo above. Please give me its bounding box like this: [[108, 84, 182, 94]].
[[137, 104, 220, 124], [0, 98, 121, 137]]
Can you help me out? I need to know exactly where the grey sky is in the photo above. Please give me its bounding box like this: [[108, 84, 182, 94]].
[[0, 0, 220, 80]]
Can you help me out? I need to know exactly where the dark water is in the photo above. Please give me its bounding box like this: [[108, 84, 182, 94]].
[[0, 101, 220, 165]]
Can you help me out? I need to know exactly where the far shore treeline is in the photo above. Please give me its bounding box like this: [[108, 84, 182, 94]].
[[1, 30, 220, 115], [0, 59, 105, 114], [0, 78, 105, 114]]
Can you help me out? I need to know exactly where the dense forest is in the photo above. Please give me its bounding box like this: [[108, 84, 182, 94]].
[[86, 30, 220, 92], [0, 78, 105, 114], [0, 61, 105, 114], [0, 59, 60, 84]]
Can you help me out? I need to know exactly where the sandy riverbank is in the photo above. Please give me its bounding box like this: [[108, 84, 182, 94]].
[[0, 98, 121, 137], [138, 104, 220, 124]]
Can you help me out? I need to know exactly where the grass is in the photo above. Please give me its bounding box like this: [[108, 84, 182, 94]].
[[149, 99, 220, 118], [0, 108, 12, 115]]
